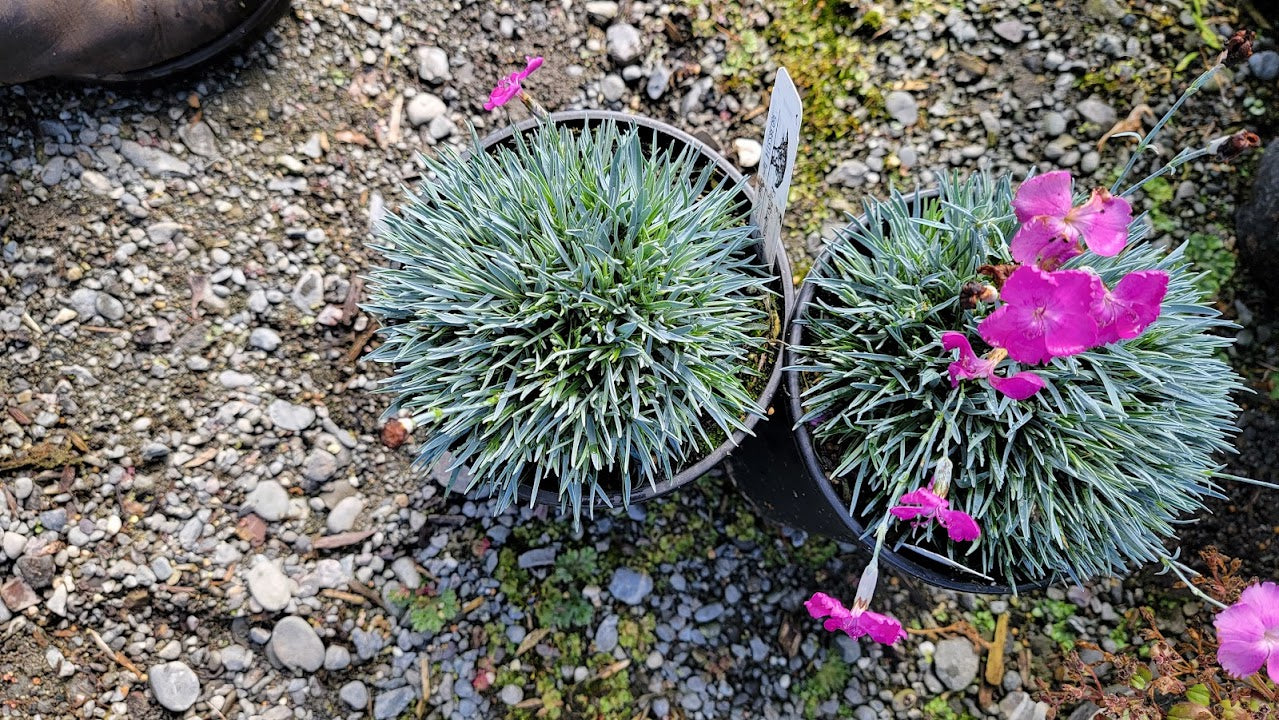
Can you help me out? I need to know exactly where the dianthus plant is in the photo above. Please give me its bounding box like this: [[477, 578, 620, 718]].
[[794, 36, 1264, 593], [363, 119, 775, 525]]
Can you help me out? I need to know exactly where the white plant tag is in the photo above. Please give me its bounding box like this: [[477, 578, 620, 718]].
[[752, 67, 803, 259]]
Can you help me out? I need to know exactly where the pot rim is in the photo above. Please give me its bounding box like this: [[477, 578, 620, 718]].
[[785, 188, 1055, 594], [473, 109, 795, 510]]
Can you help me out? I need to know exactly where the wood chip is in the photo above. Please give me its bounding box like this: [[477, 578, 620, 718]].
[[343, 579, 390, 612], [387, 95, 403, 145], [183, 447, 218, 469], [461, 596, 485, 615], [516, 627, 550, 657], [984, 612, 1009, 685], [594, 659, 630, 681], [319, 589, 369, 605], [312, 529, 375, 550], [334, 129, 372, 146], [415, 656, 431, 718]]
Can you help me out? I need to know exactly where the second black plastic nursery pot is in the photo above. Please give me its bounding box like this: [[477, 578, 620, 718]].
[[726, 190, 1053, 595], [477, 110, 795, 509]]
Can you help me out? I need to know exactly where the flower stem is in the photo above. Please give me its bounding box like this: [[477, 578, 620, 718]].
[[1120, 144, 1215, 198], [1162, 558, 1229, 611], [1109, 62, 1224, 195], [518, 90, 551, 122]]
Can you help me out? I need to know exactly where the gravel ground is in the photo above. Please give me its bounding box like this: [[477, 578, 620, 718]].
[[0, 0, 1275, 718]]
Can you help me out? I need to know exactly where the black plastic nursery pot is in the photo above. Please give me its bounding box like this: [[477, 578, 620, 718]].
[[476, 110, 795, 509], [726, 190, 1054, 595]]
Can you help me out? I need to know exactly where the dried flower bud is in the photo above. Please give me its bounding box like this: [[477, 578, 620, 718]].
[[1216, 130, 1261, 162], [381, 417, 414, 448], [1223, 29, 1254, 67], [959, 282, 1000, 310], [977, 263, 1017, 290]]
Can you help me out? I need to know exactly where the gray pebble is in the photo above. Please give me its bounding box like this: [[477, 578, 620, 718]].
[[249, 327, 281, 352], [608, 567, 653, 605], [148, 662, 200, 712], [606, 23, 642, 64], [340, 680, 369, 709], [269, 616, 325, 673]]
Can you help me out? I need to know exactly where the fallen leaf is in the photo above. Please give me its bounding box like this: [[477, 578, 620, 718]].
[[312, 529, 376, 549], [516, 628, 551, 657], [334, 129, 372, 146], [984, 612, 1009, 685], [1098, 104, 1155, 149], [183, 447, 218, 469]]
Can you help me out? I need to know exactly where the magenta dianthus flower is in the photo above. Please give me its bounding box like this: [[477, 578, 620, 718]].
[[942, 332, 1044, 400], [978, 267, 1102, 365], [484, 56, 543, 112], [1010, 171, 1133, 268], [804, 592, 906, 644], [1214, 581, 1279, 683], [1092, 270, 1170, 345], [889, 485, 981, 542], [805, 565, 907, 646]]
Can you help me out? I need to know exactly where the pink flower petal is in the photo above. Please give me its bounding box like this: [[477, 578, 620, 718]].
[[978, 303, 1050, 365], [942, 332, 995, 387], [1013, 171, 1074, 223], [852, 610, 908, 645], [941, 332, 975, 354], [804, 592, 845, 619], [518, 56, 544, 79], [484, 75, 522, 111], [1042, 269, 1101, 358], [1214, 599, 1270, 679], [987, 371, 1045, 400], [1067, 188, 1132, 257], [1009, 217, 1081, 269], [889, 505, 930, 521], [1241, 582, 1279, 630], [1093, 270, 1169, 344], [823, 613, 854, 633], [897, 486, 949, 513], [937, 509, 982, 541], [1270, 653, 1279, 685], [484, 57, 543, 112]]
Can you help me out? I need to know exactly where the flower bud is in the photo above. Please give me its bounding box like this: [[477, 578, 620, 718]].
[[1216, 130, 1261, 162], [853, 562, 879, 610], [1223, 29, 1254, 67], [931, 457, 954, 497]]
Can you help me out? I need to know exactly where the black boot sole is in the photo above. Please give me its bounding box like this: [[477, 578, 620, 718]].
[[83, 0, 293, 83]]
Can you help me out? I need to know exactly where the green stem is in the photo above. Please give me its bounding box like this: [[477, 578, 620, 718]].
[[1120, 145, 1215, 198], [1109, 62, 1224, 195], [1162, 558, 1228, 611]]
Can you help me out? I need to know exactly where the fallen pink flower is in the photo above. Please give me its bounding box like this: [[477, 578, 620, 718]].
[[484, 56, 544, 112], [804, 591, 907, 645], [1092, 270, 1170, 345], [942, 332, 1045, 400], [1214, 581, 1279, 683], [1010, 171, 1133, 268], [889, 485, 982, 542], [978, 266, 1101, 365]]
